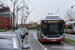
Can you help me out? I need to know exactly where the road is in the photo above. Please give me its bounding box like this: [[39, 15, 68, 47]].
[[28, 30, 75, 50], [0, 31, 75, 50], [65, 33, 75, 40]]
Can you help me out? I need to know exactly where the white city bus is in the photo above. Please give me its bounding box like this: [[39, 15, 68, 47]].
[[37, 15, 65, 43], [65, 21, 75, 33]]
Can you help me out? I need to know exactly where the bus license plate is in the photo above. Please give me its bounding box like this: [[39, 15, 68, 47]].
[[51, 40, 56, 41]]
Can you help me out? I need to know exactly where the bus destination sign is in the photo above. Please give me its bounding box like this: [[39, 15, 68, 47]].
[[48, 21, 59, 23]]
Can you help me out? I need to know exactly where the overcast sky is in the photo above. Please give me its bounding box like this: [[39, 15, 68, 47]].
[[26, 0, 75, 23], [1, 0, 75, 24]]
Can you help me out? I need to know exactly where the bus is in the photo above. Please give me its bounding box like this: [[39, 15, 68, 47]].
[[37, 15, 65, 43], [65, 21, 75, 33]]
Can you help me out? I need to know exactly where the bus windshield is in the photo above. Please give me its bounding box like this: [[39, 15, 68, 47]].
[[49, 23, 63, 33], [74, 23, 75, 27], [41, 21, 64, 35]]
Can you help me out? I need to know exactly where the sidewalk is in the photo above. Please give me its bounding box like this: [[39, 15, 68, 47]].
[[23, 35, 30, 50]]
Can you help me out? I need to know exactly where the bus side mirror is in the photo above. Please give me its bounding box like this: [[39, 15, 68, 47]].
[[40, 22, 42, 26], [64, 24, 66, 28]]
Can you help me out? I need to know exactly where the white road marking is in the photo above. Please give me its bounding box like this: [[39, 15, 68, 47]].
[[44, 47, 48, 50], [33, 32, 48, 50], [28, 32, 33, 50], [40, 44, 42, 45], [33, 32, 42, 45], [31, 49, 33, 50], [42, 46, 44, 47]]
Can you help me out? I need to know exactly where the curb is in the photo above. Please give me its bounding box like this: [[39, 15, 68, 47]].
[[64, 41, 75, 45]]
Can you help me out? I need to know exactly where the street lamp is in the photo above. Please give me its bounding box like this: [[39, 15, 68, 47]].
[[24, 7, 36, 28], [70, 5, 75, 21], [71, 6, 73, 8], [71, 5, 75, 9]]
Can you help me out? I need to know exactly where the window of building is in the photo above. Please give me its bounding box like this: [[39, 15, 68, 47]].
[[0, 27, 1, 29], [0, 23, 1, 25], [0, 19, 1, 21], [8, 19, 10, 21]]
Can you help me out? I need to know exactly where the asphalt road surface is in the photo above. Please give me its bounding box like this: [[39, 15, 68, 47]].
[[65, 33, 75, 40], [28, 30, 75, 50]]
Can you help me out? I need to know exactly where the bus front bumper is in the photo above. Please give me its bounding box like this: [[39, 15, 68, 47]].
[[41, 37, 65, 42], [41, 34, 65, 42]]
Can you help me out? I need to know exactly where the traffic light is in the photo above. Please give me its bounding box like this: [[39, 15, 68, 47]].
[[25, 24, 27, 26], [14, 21, 16, 23]]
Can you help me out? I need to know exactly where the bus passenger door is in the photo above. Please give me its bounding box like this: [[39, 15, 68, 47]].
[[39, 29, 43, 41]]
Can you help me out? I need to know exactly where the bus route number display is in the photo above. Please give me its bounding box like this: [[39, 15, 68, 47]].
[[48, 21, 59, 23]]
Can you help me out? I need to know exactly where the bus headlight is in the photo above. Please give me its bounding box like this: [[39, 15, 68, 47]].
[[43, 37, 45, 39]]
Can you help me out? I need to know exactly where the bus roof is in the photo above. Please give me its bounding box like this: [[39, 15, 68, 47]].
[[46, 15, 59, 17], [41, 15, 63, 20], [66, 21, 75, 24], [37, 15, 63, 25]]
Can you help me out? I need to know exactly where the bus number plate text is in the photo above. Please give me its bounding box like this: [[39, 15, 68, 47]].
[[51, 40, 56, 41]]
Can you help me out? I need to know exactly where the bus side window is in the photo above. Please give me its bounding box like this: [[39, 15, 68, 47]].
[[43, 24, 47, 29], [67, 24, 72, 29]]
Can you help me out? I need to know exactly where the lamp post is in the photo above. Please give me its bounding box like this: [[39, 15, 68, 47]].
[[71, 5, 75, 9], [71, 5, 75, 21], [23, 7, 36, 28]]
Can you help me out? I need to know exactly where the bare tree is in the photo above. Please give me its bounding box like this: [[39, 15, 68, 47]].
[[10, 0, 28, 30], [0, 0, 29, 30], [10, 0, 18, 31], [65, 9, 75, 21], [18, 8, 27, 28]]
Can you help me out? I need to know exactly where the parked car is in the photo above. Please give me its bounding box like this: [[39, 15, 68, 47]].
[[17, 28, 29, 35], [15, 30, 25, 39], [0, 33, 30, 50], [21, 28, 29, 35]]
